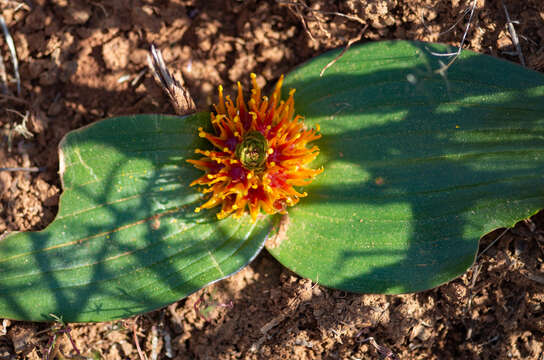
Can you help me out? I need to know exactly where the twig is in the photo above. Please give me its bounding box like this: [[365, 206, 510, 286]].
[[464, 262, 482, 340], [162, 327, 173, 359], [131, 68, 148, 87], [147, 44, 196, 116], [6, 109, 32, 135], [477, 228, 509, 260], [61, 327, 81, 358], [360, 337, 400, 360], [43, 314, 82, 360], [320, 24, 368, 76], [0, 166, 44, 172], [279, 0, 366, 44], [501, 0, 525, 66], [277, 0, 365, 24], [421, 6, 472, 37], [0, 49, 8, 94], [0, 92, 29, 104], [276, 1, 368, 76], [150, 325, 159, 360], [284, 1, 315, 41], [133, 320, 147, 360], [427, 0, 478, 74], [0, 14, 21, 95], [44, 331, 57, 360]]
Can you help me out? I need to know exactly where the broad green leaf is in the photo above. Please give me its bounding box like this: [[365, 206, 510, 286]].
[[268, 40, 544, 293], [0, 113, 272, 322]]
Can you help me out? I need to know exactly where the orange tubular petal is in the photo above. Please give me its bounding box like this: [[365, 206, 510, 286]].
[[187, 74, 323, 222]]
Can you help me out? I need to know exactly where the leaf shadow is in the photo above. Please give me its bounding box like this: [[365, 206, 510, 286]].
[[272, 41, 544, 293], [0, 113, 272, 321], [0, 40, 542, 323]]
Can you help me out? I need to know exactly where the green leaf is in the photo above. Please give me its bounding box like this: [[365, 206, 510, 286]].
[[268, 40, 544, 293], [0, 113, 272, 322]]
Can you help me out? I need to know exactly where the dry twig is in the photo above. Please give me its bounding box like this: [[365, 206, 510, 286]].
[[320, 24, 368, 76], [360, 337, 400, 360], [278, 1, 368, 76], [278, 0, 365, 25], [282, 0, 316, 41], [421, 5, 473, 37], [0, 166, 43, 172], [147, 44, 196, 116], [133, 319, 147, 360], [0, 49, 7, 94], [501, 0, 525, 66], [477, 228, 509, 261]]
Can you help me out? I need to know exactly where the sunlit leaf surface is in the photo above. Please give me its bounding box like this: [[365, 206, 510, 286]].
[[268, 40, 544, 293], [0, 113, 272, 322]]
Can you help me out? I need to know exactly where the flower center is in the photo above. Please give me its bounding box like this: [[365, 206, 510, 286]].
[[236, 131, 268, 171]]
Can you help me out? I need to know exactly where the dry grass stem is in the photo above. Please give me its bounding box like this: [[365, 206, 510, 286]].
[[464, 262, 482, 340], [421, 6, 472, 37], [477, 228, 509, 260], [0, 14, 21, 95], [0, 166, 43, 172], [0, 50, 7, 94], [427, 0, 478, 74], [285, 1, 316, 41]]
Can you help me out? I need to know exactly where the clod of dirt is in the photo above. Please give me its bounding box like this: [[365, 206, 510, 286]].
[[60, 3, 92, 25], [102, 37, 130, 71], [7, 325, 37, 355]]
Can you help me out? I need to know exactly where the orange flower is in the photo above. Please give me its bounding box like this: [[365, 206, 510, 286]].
[[187, 74, 323, 222]]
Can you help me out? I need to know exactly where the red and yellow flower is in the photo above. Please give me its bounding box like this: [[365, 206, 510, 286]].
[[187, 74, 323, 222]]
